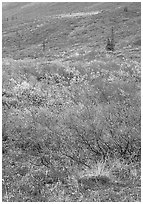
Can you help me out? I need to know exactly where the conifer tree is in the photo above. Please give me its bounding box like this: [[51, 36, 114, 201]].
[[124, 7, 128, 12], [110, 27, 115, 51], [106, 38, 111, 51], [42, 40, 46, 52], [16, 31, 21, 48], [106, 27, 115, 51]]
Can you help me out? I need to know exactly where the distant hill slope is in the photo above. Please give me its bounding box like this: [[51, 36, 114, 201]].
[[2, 2, 99, 20], [2, 2, 141, 60], [2, 2, 130, 21]]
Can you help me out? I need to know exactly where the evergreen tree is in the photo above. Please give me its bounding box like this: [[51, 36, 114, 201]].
[[124, 7, 128, 12], [106, 38, 111, 51], [16, 31, 21, 48], [42, 40, 46, 52], [106, 27, 115, 51], [110, 27, 115, 51]]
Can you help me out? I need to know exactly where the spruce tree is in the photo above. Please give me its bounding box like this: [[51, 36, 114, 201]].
[[106, 27, 115, 51], [110, 27, 115, 51], [42, 40, 46, 52], [106, 38, 111, 51]]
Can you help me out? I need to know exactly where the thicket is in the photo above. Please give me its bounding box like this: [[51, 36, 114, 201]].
[[2, 57, 141, 201]]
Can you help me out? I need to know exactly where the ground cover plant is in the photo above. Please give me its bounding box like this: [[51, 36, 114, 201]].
[[2, 2, 141, 202]]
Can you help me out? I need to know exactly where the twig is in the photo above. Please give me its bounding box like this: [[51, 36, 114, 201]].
[[3, 179, 9, 202], [61, 151, 91, 169]]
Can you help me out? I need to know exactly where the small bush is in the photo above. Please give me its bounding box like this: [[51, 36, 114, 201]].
[[124, 7, 128, 12]]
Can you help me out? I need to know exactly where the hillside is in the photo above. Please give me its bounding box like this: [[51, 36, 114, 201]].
[[2, 2, 128, 20], [2, 2, 141, 202], [2, 2, 141, 60]]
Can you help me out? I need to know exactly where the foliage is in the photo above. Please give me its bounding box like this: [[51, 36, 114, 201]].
[[2, 54, 141, 201], [2, 2, 141, 202]]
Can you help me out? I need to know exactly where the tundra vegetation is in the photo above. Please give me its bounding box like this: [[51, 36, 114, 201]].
[[2, 2, 141, 202]]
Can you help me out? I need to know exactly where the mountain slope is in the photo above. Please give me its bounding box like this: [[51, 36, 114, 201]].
[[2, 2, 132, 21], [2, 2, 141, 61]]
